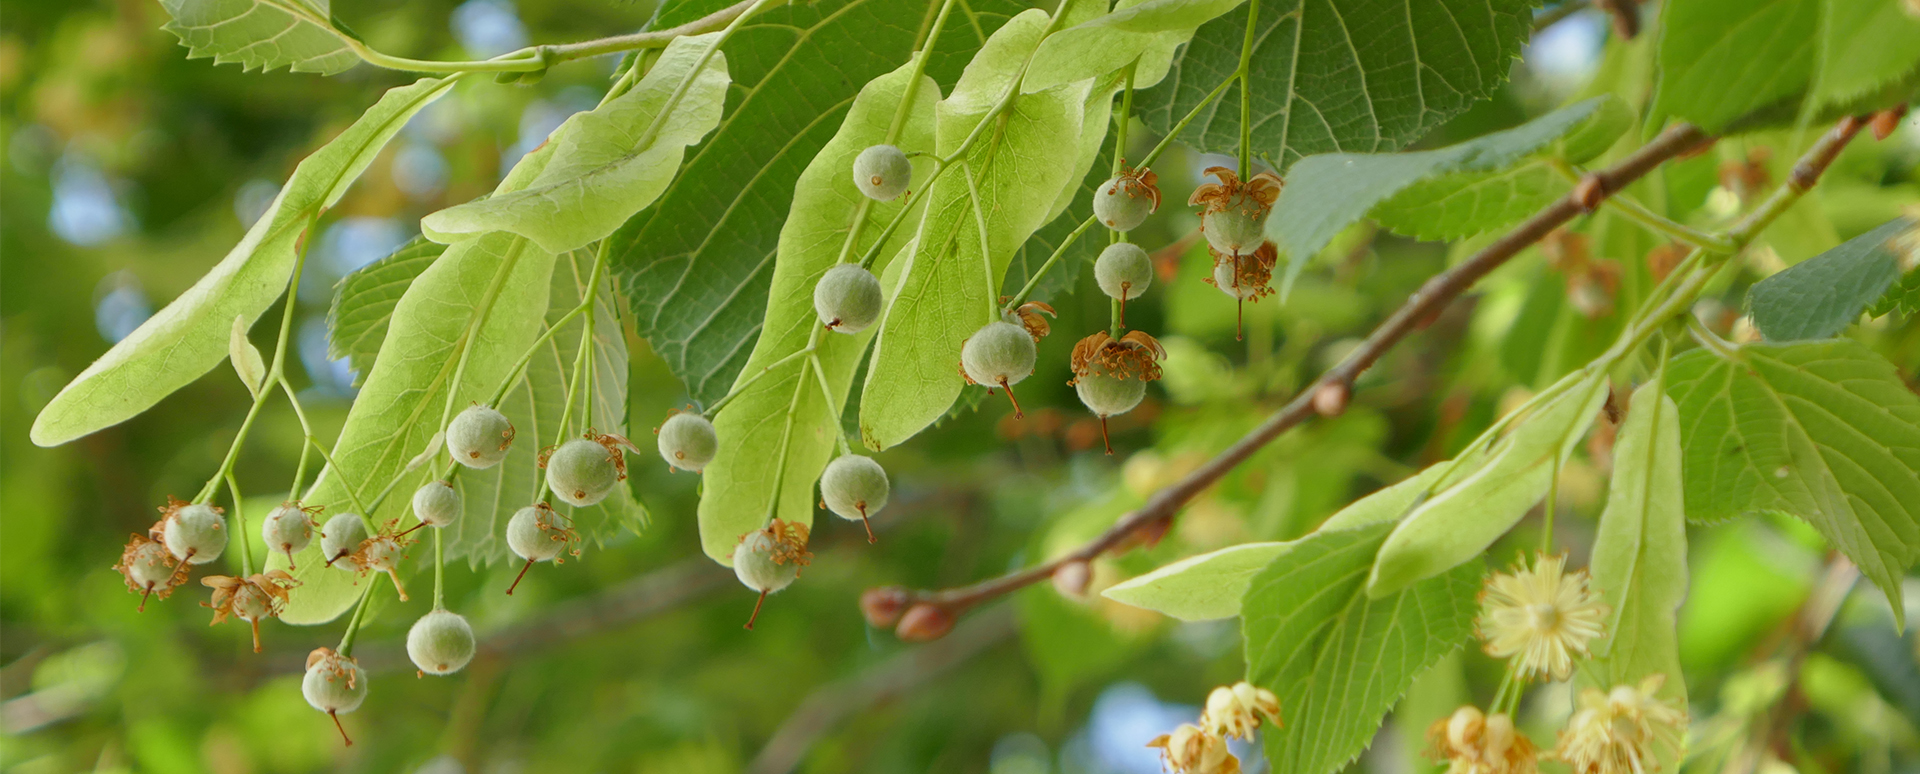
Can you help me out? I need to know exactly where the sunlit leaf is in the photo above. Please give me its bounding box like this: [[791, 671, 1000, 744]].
[[30, 76, 457, 447], [423, 34, 730, 254], [159, 0, 361, 75]]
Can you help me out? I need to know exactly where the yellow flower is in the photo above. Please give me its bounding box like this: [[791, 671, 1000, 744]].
[[1426, 706, 1539, 774], [1554, 675, 1688, 774], [1476, 552, 1609, 681], [1147, 723, 1240, 774], [1200, 681, 1281, 741]]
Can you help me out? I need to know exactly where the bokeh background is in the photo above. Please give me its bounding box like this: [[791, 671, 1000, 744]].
[[4, 1, 1919, 772]]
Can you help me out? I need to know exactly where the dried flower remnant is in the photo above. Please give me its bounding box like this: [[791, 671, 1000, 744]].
[[1189, 166, 1283, 258], [1010, 301, 1055, 343], [115, 533, 185, 611], [733, 518, 814, 629], [1200, 681, 1281, 741], [202, 570, 299, 652], [1070, 330, 1167, 454], [1204, 241, 1279, 339], [1148, 723, 1240, 774], [1427, 706, 1539, 774], [348, 528, 417, 601], [1554, 675, 1687, 774], [1476, 552, 1609, 681], [506, 503, 580, 595]]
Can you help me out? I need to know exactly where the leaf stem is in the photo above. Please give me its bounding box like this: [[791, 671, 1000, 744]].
[[336, 581, 378, 657], [227, 472, 254, 577], [433, 526, 446, 610], [706, 344, 817, 415], [1002, 214, 1100, 313], [1237, 0, 1259, 180], [1136, 73, 1237, 172]]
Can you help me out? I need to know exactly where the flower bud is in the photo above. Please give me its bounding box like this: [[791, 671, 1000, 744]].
[[895, 603, 954, 642], [861, 586, 910, 628]]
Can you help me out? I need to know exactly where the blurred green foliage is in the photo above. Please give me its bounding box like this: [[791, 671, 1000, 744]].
[[3, 2, 1918, 773]]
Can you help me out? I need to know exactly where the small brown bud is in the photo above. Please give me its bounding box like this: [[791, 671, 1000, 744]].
[[1572, 175, 1606, 212], [1870, 106, 1908, 141], [1052, 560, 1092, 598], [895, 604, 955, 642], [860, 586, 910, 629], [1313, 382, 1349, 417]]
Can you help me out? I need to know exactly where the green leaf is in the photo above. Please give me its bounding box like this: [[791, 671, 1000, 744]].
[[1867, 266, 1920, 319], [1581, 375, 1688, 767], [1022, 0, 1242, 93], [423, 35, 730, 254], [159, 0, 361, 75], [29, 76, 457, 447], [228, 316, 265, 398], [695, 62, 938, 563], [1269, 95, 1630, 290], [327, 236, 445, 387], [610, 0, 1029, 405], [1243, 522, 1480, 774], [1371, 161, 1566, 242], [1651, 0, 1819, 133], [445, 249, 644, 567], [1809, 0, 1920, 113], [1748, 217, 1914, 341], [1370, 368, 1609, 596], [1137, 0, 1533, 170], [1101, 462, 1449, 620], [858, 11, 1090, 450], [1666, 339, 1920, 628]]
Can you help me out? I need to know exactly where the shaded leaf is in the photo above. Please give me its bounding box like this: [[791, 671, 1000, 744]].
[[1371, 160, 1566, 242], [1243, 522, 1480, 774], [1270, 95, 1629, 290], [1666, 339, 1920, 628], [1748, 217, 1914, 341], [1137, 0, 1533, 170], [327, 236, 445, 386], [30, 76, 457, 447], [1810, 0, 1920, 113]]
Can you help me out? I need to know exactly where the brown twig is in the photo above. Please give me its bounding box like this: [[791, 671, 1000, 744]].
[[867, 122, 1714, 635], [747, 605, 1017, 774]]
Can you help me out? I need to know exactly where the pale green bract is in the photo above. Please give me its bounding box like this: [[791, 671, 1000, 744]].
[[859, 10, 1088, 450], [328, 236, 447, 386], [1137, 0, 1533, 168], [1269, 95, 1631, 292], [1665, 339, 1920, 629], [1580, 374, 1687, 771], [1021, 0, 1243, 93], [159, 0, 360, 75], [279, 135, 571, 624], [1243, 522, 1480, 774], [422, 34, 732, 254], [444, 250, 645, 568], [695, 61, 938, 563], [29, 76, 458, 448], [609, 0, 1032, 405], [1369, 367, 1610, 597], [1101, 462, 1450, 620]]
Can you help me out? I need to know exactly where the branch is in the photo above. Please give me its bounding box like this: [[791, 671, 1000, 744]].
[[863, 122, 1714, 638], [746, 605, 1017, 774]]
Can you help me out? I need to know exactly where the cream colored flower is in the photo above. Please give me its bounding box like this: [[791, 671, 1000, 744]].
[[1554, 675, 1688, 774], [1147, 723, 1240, 774], [1426, 706, 1539, 774], [1200, 681, 1281, 741], [1476, 552, 1609, 681]]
